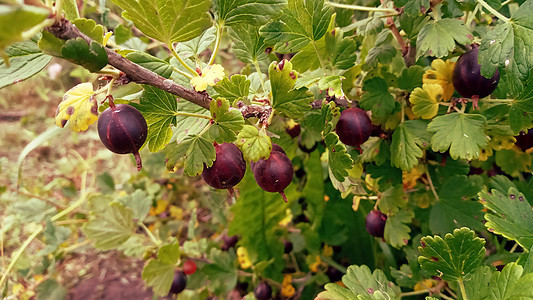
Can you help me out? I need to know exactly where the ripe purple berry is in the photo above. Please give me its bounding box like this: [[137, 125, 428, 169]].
[[252, 150, 293, 202], [254, 281, 272, 300], [452, 46, 500, 99], [365, 210, 387, 238], [335, 108, 372, 149], [97, 104, 148, 171], [169, 270, 187, 294], [202, 143, 246, 191]]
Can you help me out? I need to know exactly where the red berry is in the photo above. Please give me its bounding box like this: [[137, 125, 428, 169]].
[[202, 143, 246, 190], [365, 210, 387, 238], [252, 150, 294, 202], [183, 260, 197, 275], [452, 46, 500, 99], [97, 104, 148, 170], [335, 107, 372, 148]]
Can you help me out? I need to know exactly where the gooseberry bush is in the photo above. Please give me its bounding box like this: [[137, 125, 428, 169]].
[[2, 0, 533, 299]]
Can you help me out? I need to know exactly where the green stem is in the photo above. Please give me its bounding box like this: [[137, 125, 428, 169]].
[[401, 289, 430, 297], [208, 23, 224, 66], [477, 0, 510, 22], [426, 169, 440, 202], [172, 66, 194, 79], [320, 255, 347, 273], [168, 43, 199, 76], [324, 1, 397, 13], [51, 192, 89, 222], [175, 111, 212, 120], [140, 223, 161, 246], [0, 225, 44, 289], [501, 0, 513, 6], [311, 41, 327, 72], [458, 278, 468, 300], [482, 98, 514, 103], [253, 60, 267, 93], [55, 0, 64, 22], [22, 19, 55, 41]]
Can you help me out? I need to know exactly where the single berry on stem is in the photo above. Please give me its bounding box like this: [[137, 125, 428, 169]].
[[335, 107, 372, 151], [202, 143, 246, 194], [452, 45, 500, 100], [254, 281, 272, 300], [169, 270, 187, 294], [365, 210, 387, 238], [183, 260, 197, 275], [97, 100, 148, 171], [252, 149, 294, 202]]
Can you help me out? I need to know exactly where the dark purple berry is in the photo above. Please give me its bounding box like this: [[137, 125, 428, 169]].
[[251, 144, 285, 171], [283, 240, 293, 253], [202, 143, 246, 190], [326, 266, 343, 282], [365, 210, 387, 238], [252, 150, 294, 202], [254, 281, 272, 300], [335, 107, 372, 148], [514, 128, 533, 152], [221, 234, 239, 251], [452, 46, 500, 99], [97, 104, 148, 170], [169, 270, 187, 294], [286, 123, 301, 138]]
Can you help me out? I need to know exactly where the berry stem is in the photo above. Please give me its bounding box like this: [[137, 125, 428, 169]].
[[134, 151, 143, 171], [477, 0, 510, 22], [168, 42, 200, 77], [280, 191, 288, 202]]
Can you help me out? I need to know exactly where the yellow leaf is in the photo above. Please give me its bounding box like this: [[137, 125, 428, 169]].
[[190, 64, 225, 92], [55, 82, 98, 132], [322, 245, 333, 257], [236, 247, 252, 269], [169, 205, 183, 220], [409, 84, 443, 119], [414, 278, 436, 291], [149, 199, 168, 216], [423, 59, 455, 101], [281, 274, 296, 297], [278, 208, 293, 227]]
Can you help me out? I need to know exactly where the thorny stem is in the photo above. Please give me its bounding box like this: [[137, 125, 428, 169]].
[[168, 43, 199, 77], [208, 23, 224, 66], [325, 1, 397, 13], [477, 0, 510, 22]]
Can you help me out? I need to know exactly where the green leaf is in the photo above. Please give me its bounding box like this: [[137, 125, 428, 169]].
[[324, 132, 353, 182], [495, 149, 531, 177], [114, 24, 132, 44], [208, 97, 244, 143], [430, 175, 484, 235], [0, 37, 51, 89], [202, 248, 238, 295], [463, 266, 492, 300], [394, 0, 430, 16], [317, 265, 401, 299], [508, 75, 533, 134], [213, 0, 286, 26], [172, 100, 210, 144], [63, 0, 80, 20], [109, 0, 212, 44], [35, 279, 67, 300], [170, 133, 216, 176], [82, 201, 135, 250], [40, 221, 72, 255], [61, 38, 108, 72], [213, 74, 250, 102], [384, 209, 414, 248], [480, 187, 533, 250], [228, 24, 269, 64], [236, 125, 272, 162], [390, 122, 423, 171], [133, 86, 177, 152], [479, 1, 533, 90], [360, 137, 390, 166], [399, 14, 430, 40], [365, 43, 397, 69], [142, 241, 180, 296], [489, 262, 533, 299], [73, 18, 104, 44], [359, 77, 396, 117], [175, 26, 216, 60], [427, 113, 489, 160], [418, 227, 486, 281], [259, 0, 332, 53], [318, 75, 345, 99], [117, 189, 152, 222], [0, 4, 49, 50], [125, 52, 173, 78], [351, 16, 384, 36], [269, 60, 313, 119], [409, 83, 443, 119], [228, 172, 285, 278], [416, 18, 473, 59]]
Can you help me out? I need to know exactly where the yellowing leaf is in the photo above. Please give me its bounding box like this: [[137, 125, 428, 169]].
[[281, 274, 296, 297], [409, 84, 443, 119], [423, 59, 455, 101], [190, 64, 225, 92], [236, 246, 252, 269], [55, 82, 98, 132]]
